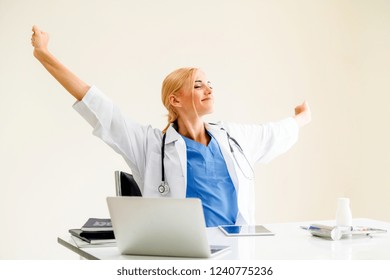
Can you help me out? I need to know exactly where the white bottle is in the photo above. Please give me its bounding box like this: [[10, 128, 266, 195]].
[[336, 197, 352, 227]]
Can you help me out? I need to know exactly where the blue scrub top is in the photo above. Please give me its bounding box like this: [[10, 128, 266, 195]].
[[182, 133, 238, 227]]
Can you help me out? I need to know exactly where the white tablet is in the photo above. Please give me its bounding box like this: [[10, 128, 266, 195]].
[[218, 225, 275, 236]]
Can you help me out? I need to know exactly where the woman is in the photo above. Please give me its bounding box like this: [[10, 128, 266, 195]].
[[31, 25, 311, 227]]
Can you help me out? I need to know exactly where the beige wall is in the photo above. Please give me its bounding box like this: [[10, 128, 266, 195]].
[[1, 0, 389, 259]]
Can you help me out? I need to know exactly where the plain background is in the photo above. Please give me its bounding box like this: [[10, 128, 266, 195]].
[[0, 0, 389, 259]]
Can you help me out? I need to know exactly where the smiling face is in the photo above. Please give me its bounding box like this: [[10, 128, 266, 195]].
[[161, 67, 215, 132], [192, 70, 214, 116], [175, 69, 214, 118]]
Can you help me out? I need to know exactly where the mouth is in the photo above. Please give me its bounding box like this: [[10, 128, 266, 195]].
[[201, 97, 213, 101]]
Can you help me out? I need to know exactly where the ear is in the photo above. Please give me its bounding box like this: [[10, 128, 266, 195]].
[[169, 94, 182, 109]]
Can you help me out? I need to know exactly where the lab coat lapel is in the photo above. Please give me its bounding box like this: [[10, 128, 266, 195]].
[[165, 125, 187, 185], [206, 123, 240, 191]]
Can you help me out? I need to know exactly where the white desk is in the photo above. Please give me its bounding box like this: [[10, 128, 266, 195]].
[[58, 218, 390, 260]]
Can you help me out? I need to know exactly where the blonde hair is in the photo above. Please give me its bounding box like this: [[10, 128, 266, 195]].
[[161, 67, 198, 133]]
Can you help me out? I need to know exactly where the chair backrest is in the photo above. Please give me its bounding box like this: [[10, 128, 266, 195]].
[[114, 171, 142, 197]]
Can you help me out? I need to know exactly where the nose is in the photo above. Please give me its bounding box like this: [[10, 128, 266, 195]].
[[206, 84, 213, 94]]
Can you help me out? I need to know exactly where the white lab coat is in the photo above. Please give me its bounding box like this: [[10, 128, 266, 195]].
[[73, 85, 299, 225]]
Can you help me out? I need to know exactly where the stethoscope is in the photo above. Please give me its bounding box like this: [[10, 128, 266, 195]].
[[158, 133, 170, 195], [158, 126, 254, 196]]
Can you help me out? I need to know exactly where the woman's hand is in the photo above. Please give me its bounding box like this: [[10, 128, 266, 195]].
[[293, 101, 311, 127], [30, 25, 90, 100], [31, 25, 49, 58]]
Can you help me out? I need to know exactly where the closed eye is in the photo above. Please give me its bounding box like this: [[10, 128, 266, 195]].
[[194, 80, 213, 89]]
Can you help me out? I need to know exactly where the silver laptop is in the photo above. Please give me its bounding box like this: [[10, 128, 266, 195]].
[[106, 196, 229, 258]]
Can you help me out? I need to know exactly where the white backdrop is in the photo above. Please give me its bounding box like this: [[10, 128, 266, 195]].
[[1, 0, 389, 259]]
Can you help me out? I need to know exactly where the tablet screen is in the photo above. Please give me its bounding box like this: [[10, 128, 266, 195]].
[[218, 225, 274, 236]]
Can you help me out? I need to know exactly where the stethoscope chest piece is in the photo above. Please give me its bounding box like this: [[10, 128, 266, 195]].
[[158, 181, 170, 196]]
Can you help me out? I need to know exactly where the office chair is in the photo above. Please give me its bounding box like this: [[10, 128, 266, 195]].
[[114, 171, 142, 197]]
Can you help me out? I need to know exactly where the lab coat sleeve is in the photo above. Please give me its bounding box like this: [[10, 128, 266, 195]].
[[72, 85, 156, 181], [225, 117, 299, 164]]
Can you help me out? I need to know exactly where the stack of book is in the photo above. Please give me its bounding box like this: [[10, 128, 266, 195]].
[[69, 218, 116, 247]]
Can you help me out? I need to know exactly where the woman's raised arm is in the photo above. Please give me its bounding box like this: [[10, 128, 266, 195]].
[[31, 25, 90, 101]]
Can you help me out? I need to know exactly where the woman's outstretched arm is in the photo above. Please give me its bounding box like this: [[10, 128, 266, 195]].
[[31, 25, 90, 101]]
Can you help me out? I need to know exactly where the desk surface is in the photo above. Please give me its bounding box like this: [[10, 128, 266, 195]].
[[58, 218, 390, 260]]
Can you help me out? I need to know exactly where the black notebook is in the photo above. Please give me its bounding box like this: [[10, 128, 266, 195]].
[[69, 229, 115, 244], [81, 218, 112, 232]]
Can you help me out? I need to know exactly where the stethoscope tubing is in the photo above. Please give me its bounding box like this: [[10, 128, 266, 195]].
[[159, 126, 254, 195]]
